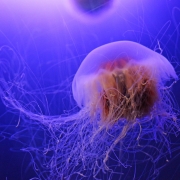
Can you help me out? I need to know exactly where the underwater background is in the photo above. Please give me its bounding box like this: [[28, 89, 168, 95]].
[[0, 0, 180, 179]]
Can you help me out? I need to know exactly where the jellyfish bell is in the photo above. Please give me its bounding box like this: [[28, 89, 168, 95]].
[[72, 41, 178, 127]]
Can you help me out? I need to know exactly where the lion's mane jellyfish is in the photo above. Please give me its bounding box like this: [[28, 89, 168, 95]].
[[0, 41, 179, 179], [73, 41, 177, 128], [70, 42, 179, 179]]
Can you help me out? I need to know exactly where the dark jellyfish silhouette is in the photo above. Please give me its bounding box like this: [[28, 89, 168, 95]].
[[71, 0, 113, 14], [64, 0, 117, 21]]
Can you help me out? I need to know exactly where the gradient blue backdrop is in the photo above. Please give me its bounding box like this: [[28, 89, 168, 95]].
[[0, 0, 180, 179]]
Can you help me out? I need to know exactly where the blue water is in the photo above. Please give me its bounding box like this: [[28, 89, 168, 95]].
[[0, 0, 180, 179]]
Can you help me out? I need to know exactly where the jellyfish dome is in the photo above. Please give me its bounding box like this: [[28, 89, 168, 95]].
[[72, 41, 178, 126]]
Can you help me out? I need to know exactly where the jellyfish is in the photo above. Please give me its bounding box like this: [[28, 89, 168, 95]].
[[73, 41, 177, 126], [0, 41, 179, 180]]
